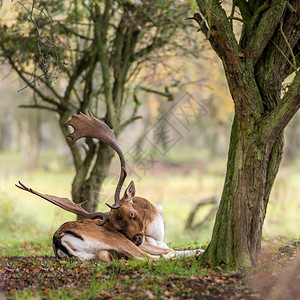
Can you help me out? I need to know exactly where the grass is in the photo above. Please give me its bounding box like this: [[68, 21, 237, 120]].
[[2, 238, 299, 299], [2, 255, 251, 299]]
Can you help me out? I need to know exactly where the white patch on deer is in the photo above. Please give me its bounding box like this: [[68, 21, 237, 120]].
[[57, 249, 67, 258], [145, 213, 167, 247], [61, 234, 118, 261]]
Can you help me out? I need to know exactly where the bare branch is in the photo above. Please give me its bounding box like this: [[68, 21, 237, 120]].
[[17, 73, 46, 92], [185, 196, 219, 230], [227, 16, 246, 24], [138, 86, 174, 101], [116, 116, 142, 134], [18, 104, 57, 112], [63, 51, 92, 102], [194, 1, 263, 116], [8, 56, 64, 110]]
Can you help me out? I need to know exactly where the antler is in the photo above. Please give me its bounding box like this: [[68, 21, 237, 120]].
[[15, 181, 109, 224], [66, 111, 127, 209]]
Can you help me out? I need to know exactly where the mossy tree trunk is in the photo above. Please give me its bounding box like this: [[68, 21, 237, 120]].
[[194, 0, 300, 265]]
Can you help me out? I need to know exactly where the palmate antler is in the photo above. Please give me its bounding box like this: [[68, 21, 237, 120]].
[[16, 111, 128, 223], [15, 181, 109, 223], [66, 111, 127, 209]]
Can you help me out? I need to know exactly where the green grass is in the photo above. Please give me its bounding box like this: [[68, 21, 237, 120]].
[[2, 255, 249, 299], [3, 237, 298, 300]]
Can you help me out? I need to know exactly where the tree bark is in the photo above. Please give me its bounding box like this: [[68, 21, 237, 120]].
[[200, 117, 284, 266], [74, 143, 114, 214]]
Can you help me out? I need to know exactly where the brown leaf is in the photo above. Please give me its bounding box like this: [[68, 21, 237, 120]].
[[146, 290, 155, 299], [130, 285, 136, 291]]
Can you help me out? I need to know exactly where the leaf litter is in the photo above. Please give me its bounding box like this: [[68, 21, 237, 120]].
[[0, 238, 299, 299]]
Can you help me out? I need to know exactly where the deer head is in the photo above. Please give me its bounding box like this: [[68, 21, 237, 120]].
[[16, 111, 147, 246], [108, 181, 145, 246]]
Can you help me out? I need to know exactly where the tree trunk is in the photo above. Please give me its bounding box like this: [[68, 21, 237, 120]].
[[73, 143, 114, 215], [200, 116, 283, 266]]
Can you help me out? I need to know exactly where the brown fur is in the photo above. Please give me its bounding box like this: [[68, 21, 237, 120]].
[[53, 219, 171, 261], [108, 183, 158, 244]]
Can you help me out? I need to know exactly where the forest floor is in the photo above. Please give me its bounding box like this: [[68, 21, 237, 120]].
[[1, 152, 299, 299], [1, 237, 299, 300]]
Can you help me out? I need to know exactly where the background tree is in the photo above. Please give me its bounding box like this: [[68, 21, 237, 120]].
[[192, 0, 300, 266], [0, 0, 199, 214]]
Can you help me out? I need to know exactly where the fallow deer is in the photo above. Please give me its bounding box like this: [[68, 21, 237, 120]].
[[16, 180, 173, 261], [16, 111, 174, 260]]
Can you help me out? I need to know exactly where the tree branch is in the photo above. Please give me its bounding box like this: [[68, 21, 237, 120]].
[[227, 16, 246, 24], [116, 116, 142, 134], [22, 70, 64, 101], [8, 56, 64, 110], [94, 4, 115, 127], [192, 6, 240, 68], [246, 0, 287, 66], [194, 1, 263, 116], [57, 22, 93, 41], [263, 71, 300, 143], [138, 86, 175, 101], [63, 50, 91, 103], [280, 21, 297, 71], [235, 0, 252, 24], [81, 55, 97, 112], [18, 104, 57, 112], [255, 0, 300, 111]]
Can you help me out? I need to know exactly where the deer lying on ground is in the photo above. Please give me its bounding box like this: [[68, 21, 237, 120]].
[[16, 181, 173, 261], [17, 111, 201, 260], [16, 111, 176, 261]]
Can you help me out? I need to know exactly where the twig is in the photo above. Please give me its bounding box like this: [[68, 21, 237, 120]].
[[18, 104, 57, 112], [185, 196, 219, 230], [228, 0, 236, 29], [280, 21, 297, 72], [17, 0, 67, 91], [18, 73, 46, 92], [271, 40, 296, 72], [227, 16, 246, 24]]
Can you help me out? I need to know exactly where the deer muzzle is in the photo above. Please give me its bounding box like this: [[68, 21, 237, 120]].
[[132, 233, 144, 246]]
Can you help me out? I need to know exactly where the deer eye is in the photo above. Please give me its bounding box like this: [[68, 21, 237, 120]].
[[130, 211, 135, 219]]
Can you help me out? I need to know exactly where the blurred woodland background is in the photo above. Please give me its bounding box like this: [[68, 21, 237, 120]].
[[0, 0, 299, 256]]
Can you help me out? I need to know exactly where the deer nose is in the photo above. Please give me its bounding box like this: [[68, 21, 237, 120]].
[[132, 234, 143, 246]]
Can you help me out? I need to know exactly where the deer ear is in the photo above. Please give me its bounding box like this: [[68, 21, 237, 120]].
[[123, 181, 135, 200]]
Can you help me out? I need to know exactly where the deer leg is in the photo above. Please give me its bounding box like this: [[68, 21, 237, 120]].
[[174, 249, 204, 257], [98, 250, 112, 261], [145, 236, 170, 249], [139, 242, 175, 258]]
